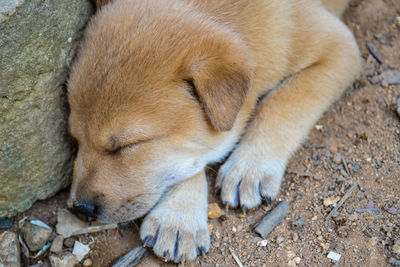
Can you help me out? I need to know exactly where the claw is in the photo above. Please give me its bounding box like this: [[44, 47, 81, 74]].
[[162, 250, 169, 261], [232, 181, 241, 207], [265, 196, 271, 205], [242, 205, 247, 214], [173, 231, 180, 261], [143, 236, 152, 247], [199, 246, 208, 255]]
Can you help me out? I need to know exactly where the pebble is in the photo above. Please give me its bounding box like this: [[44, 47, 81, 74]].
[[392, 239, 400, 255], [49, 253, 78, 267], [72, 241, 90, 261], [0, 231, 21, 267], [63, 237, 76, 248], [83, 258, 92, 266], [208, 223, 214, 233], [323, 196, 341, 206], [50, 235, 64, 253], [333, 153, 342, 164], [56, 209, 89, 238], [276, 236, 284, 244], [294, 257, 301, 264], [327, 251, 341, 261], [288, 259, 297, 267], [207, 203, 223, 219], [292, 233, 298, 242], [22, 221, 52, 251], [257, 240, 268, 247], [231, 226, 237, 233], [287, 250, 296, 259]]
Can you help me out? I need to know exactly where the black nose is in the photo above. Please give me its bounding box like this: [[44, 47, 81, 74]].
[[73, 200, 98, 218]]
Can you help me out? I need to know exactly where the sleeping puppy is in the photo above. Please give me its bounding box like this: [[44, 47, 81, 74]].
[[67, 0, 361, 263]]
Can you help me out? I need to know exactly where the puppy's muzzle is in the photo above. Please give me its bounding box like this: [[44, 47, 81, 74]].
[[72, 200, 98, 218]]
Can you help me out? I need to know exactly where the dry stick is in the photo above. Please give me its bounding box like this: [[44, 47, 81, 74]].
[[366, 42, 384, 64], [325, 183, 357, 226], [342, 157, 350, 176], [229, 247, 244, 267], [71, 224, 118, 236], [255, 200, 289, 239], [112, 245, 149, 267]]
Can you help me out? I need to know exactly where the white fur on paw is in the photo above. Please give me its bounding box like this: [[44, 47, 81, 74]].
[[216, 146, 285, 209], [140, 206, 209, 263]]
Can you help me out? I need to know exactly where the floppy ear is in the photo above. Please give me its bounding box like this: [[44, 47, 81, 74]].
[[183, 37, 254, 131]]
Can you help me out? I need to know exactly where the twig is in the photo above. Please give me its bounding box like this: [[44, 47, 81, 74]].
[[366, 43, 383, 64], [255, 200, 289, 238], [229, 247, 244, 267], [354, 208, 380, 213], [112, 245, 149, 267], [72, 223, 118, 236], [325, 183, 357, 226], [341, 157, 350, 176]]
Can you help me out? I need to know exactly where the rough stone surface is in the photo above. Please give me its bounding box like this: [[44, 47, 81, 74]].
[[0, 231, 21, 267], [50, 235, 64, 253], [49, 253, 78, 267], [22, 221, 52, 251], [0, 0, 94, 218]]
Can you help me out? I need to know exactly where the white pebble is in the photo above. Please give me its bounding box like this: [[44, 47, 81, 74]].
[[67, 37, 72, 43], [327, 251, 341, 261], [72, 241, 90, 261], [257, 240, 268, 247]]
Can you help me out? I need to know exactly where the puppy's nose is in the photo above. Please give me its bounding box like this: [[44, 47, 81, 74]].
[[72, 200, 98, 218]]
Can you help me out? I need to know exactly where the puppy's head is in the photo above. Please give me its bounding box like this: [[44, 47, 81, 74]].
[[67, 0, 254, 223]]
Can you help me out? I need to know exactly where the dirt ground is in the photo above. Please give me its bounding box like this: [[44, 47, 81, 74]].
[[2, 0, 399, 266]]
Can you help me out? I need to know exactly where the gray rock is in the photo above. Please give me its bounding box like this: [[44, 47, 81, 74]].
[[49, 253, 78, 267], [0, 0, 94, 218], [56, 209, 88, 238], [22, 222, 52, 251], [0, 231, 21, 267], [50, 235, 64, 253]]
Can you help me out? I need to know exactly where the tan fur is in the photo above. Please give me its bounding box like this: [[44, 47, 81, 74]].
[[68, 0, 361, 262]]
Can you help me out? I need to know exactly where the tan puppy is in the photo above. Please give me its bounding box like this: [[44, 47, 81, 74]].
[[67, 0, 361, 262]]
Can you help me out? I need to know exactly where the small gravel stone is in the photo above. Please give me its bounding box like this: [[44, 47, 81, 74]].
[[294, 257, 301, 264], [83, 258, 92, 266], [257, 240, 268, 247], [0, 231, 21, 267], [49, 253, 78, 267], [292, 232, 298, 242], [276, 236, 284, 244], [50, 235, 64, 253], [208, 203, 223, 219], [333, 153, 342, 164], [392, 239, 400, 256], [22, 221, 52, 251], [287, 250, 296, 259], [323, 196, 341, 206], [63, 237, 76, 248], [288, 259, 296, 267]]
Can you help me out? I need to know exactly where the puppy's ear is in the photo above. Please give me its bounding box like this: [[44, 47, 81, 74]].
[[184, 37, 254, 131]]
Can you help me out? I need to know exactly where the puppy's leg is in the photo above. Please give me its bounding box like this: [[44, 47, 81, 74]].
[[140, 171, 209, 263], [217, 11, 361, 210]]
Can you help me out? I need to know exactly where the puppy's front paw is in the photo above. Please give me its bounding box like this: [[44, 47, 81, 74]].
[[216, 144, 286, 210], [140, 205, 209, 263]]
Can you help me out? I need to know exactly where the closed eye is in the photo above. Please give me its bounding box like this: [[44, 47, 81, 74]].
[[105, 140, 148, 155]]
